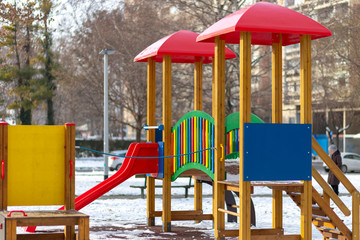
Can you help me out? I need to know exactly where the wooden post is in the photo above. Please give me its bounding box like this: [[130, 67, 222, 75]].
[[239, 31, 252, 240], [0, 123, 8, 211], [194, 58, 203, 223], [65, 123, 76, 240], [213, 36, 226, 239], [147, 58, 156, 226], [194, 59, 203, 111], [352, 191, 360, 240], [272, 34, 283, 229], [162, 55, 172, 232], [300, 34, 312, 240]]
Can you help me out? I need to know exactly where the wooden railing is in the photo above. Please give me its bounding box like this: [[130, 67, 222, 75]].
[[312, 136, 360, 240]]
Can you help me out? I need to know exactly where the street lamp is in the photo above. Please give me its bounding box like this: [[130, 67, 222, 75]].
[[100, 49, 116, 180]]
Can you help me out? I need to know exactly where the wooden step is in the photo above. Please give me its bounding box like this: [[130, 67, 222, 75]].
[[312, 205, 327, 217], [317, 226, 347, 240], [312, 216, 336, 229], [287, 192, 316, 205]]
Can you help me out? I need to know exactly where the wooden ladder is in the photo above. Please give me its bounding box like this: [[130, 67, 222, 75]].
[[286, 187, 352, 240]]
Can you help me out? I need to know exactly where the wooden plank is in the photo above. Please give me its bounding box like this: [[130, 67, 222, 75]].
[[16, 217, 79, 227], [0, 124, 7, 211], [218, 229, 299, 239], [252, 228, 284, 235], [194, 179, 202, 223], [352, 191, 360, 240], [239, 31, 252, 240], [17, 233, 65, 240], [194, 59, 203, 111], [5, 219, 16, 240], [213, 36, 226, 239], [218, 208, 239, 217], [312, 187, 352, 239], [147, 58, 156, 142], [300, 34, 312, 240], [272, 34, 283, 230], [77, 216, 89, 240], [251, 235, 301, 240], [172, 214, 213, 221], [312, 137, 357, 194], [1, 124, 8, 210], [312, 167, 350, 216], [162, 55, 172, 232], [147, 58, 156, 227], [194, 59, 203, 223]]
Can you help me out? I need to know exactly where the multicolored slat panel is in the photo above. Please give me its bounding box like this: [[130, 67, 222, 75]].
[[225, 112, 264, 159], [171, 111, 215, 181]]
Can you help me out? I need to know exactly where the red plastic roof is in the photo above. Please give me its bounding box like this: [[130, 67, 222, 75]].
[[197, 2, 331, 46], [134, 30, 236, 63]]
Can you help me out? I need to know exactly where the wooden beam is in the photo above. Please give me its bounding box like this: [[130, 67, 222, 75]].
[[312, 187, 352, 239], [0, 123, 8, 210], [239, 31, 252, 240], [272, 34, 283, 230], [312, 137, 356, 193], [162, 55, 172, 232], [194, 58, 203, 223], [312, 167, 350, 216], [65, 123, 76, 240], [194, 179, 202, 223], [194, 59, 203, 111], [352, 191, 360, 240], [213, 36, 226, 239], [147, 58, 156, 226], [300, 34, 312, 240]]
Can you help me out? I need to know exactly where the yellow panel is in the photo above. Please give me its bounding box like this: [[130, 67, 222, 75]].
[[8, 126, 65, 206]]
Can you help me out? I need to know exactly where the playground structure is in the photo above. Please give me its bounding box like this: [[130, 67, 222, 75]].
[[0, 123, 89, 240], [2, 2, 360, 240], [132, 2, 360, 240]]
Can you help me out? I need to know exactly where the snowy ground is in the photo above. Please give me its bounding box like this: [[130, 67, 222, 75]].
[[14, 158, 360, 239]]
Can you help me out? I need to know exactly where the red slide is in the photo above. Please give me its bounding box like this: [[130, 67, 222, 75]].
[[26, 142, 159, 232]]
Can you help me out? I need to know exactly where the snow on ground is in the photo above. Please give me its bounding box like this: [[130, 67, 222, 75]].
[[13, 158, 360, 239]]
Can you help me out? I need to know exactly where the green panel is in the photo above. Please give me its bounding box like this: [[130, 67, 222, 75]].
[[225, 152, 239, 160], [173, 111, 214, 129], [225, 112, 264, 133], [171, 162, 214, 181]]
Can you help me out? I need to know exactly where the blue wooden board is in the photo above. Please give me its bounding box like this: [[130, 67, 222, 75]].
[[243, 123, 312, 181]]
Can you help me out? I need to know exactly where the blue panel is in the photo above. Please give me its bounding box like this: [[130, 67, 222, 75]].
[[147, 141, 164, 178], [243, 123, 312, 181], [313, 134, 328, 156]]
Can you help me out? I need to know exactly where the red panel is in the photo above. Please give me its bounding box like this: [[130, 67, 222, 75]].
[[134, 30, 236, 63], [197, 2, 331, 46]]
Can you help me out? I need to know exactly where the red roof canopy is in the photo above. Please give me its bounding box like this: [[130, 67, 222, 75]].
[[197, 2, 331, 46], [134, 30, 236, 63]]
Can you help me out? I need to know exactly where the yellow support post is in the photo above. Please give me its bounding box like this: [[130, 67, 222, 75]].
[[300, 34, 312, 240], [65, 123, 76, 240], [162, 55, 172, 232], [272, 34, 283, 229], [239, 31, 252, 240], [213, 36, 226, 239], [194, 58, 203, 223], [0, 123, 8, 211], [147, 58, 156, 226], [194, 59, 203, 111], [352, 191, 360, 240]]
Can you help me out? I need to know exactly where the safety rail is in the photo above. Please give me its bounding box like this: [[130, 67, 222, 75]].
[[312, 136, 360, 240]]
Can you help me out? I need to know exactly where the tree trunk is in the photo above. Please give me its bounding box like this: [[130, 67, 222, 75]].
[[20, 107, 31, 125], [47, 98, 55, 125], [136, 127, 141, 142]]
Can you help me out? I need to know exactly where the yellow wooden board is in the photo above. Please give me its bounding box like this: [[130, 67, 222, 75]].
[[7, 126, 65, 206]]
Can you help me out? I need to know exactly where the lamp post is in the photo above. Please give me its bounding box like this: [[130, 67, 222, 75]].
[[100, 49, 116, 180]]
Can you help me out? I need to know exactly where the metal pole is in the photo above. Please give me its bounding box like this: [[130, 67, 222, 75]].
[[104, 53, 109, 180], [343, 110, 346, 152]]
